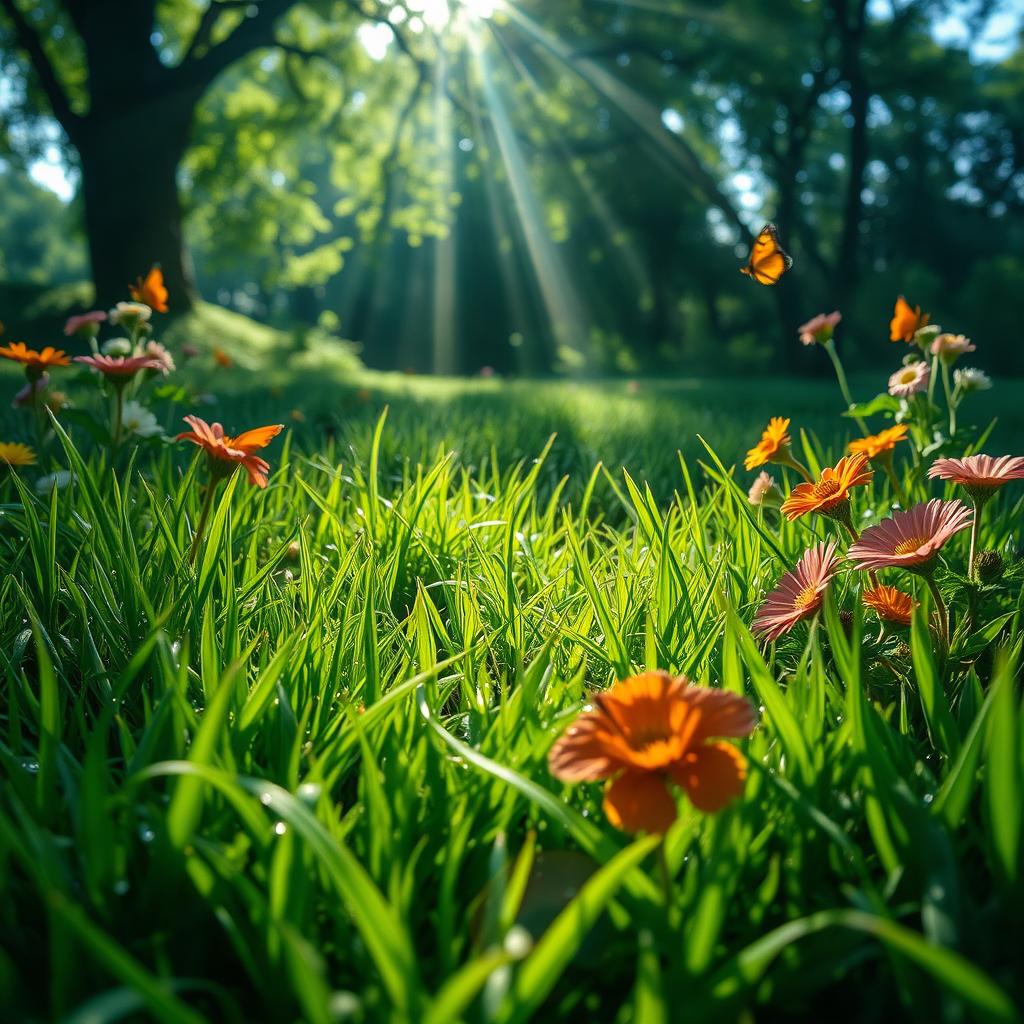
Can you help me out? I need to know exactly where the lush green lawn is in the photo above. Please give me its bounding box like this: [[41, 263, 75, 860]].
[[2, 329, 1024, 1020]]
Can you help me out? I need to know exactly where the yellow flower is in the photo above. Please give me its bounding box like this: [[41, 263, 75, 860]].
[[0, 442, 36, 466]]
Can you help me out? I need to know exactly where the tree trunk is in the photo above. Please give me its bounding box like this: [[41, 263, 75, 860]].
[[77, 103, 197, 313]]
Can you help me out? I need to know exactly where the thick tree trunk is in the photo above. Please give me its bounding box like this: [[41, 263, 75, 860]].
[[77, 103, 197, 313]]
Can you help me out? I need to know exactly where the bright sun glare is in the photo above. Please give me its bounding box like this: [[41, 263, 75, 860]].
[[419, 0, 497, 32]]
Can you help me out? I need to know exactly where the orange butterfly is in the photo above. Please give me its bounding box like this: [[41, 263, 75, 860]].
[[130, 265, 169, 313], [739, 223, 793, 286]]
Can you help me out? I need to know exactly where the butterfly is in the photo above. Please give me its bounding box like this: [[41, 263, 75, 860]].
[[739, 223, 793, 285], [130, 265, 169, 312]]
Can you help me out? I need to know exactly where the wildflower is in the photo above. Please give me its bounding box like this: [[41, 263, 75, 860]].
[[139, 340, 175, 374], [744, 416, 805, 476], [101, 337, 134, 357], [798, 310, 841, 346], [752, 542, 841, 642], [108, 301, 152, 326], [781, 453, 873, 525], [848, 424, 909, 461], [0, 342, 71, 379], [290, 409, 306, 423], [953, 367, 991, 394], [848, 499, 972, 572], [747, 471, 782, 508], [35, 470, 74, 494], [914, 324, 941, 348], [176, 415, 283, 489], [889, 296, 930, 343], [929, 454, 1024, 580], [213, 347, 232, 368], [12, 374, 48, 408], [0, 441, 36, 466], [548, 671, 757, 831], [862, 585, 915, 626], [121, 401, 163, 438], [479, 365, 496, 377], [931, 333, 974, 364], [888, 361, 929, 398], [63, 310, 107, 338], [928, 455, 1024, 497], [74, 353, 166, 381], [129, 266, 169, 313]]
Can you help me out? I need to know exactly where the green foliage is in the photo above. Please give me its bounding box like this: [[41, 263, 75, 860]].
[[1, 387, 1023, 1020]]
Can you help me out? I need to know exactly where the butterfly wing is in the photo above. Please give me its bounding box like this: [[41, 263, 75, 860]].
[[144, 267, 169, 311], [741, 224, 793, 285]]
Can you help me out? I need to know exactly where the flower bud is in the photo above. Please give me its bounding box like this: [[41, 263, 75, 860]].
[[975, 550, 1004, 585], [101, 337, 133, 356]]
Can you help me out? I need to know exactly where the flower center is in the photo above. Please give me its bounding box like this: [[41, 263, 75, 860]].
[[793, 584, 819, 610], [813, 478, 840, 500], [898, 368, 918, 383], [893, 535, 928, 556]]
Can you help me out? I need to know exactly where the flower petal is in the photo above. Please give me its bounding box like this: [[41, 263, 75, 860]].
[[602, 771, 677, 833], [669, 742, 747, 813]]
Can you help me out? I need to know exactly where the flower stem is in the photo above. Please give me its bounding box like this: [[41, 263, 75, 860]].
[[777, 451, 814, 484], [940, 361, 956, 436], [188, 481, 218, 566], [824, 339, 867, 433], [881, 460, 907, 507], [925, 574, 950, 652], [967, 500, 983, 583]]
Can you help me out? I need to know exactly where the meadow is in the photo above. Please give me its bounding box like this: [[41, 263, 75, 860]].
[[1, 299, 1023, 1023]]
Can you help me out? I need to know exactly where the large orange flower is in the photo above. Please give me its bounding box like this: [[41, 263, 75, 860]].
[[745, 417, 791, 471], [848, 424, 908, 460], [889, 296, 929, 343], [0, 342, 71, 378], [548, 672, 757, 833], [176, 415, 283, 488], [781, 452, 873, 521]]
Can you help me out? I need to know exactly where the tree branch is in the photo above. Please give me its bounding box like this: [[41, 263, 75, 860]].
[[0, 0, 81, 139], [183, 0, 252, 64]]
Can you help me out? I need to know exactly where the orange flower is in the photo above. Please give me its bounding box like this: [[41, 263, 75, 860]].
[[745, 417, 791, 471], [848, 424, 909, 460], [129, 266, 169, 313], [862, 585, 915, 626], [176, 415, 284, 488], [889, 296, 929, 343], [0, 441, 36, 466], [781, 452, 873, 521], [548, 672, 757, 833], [213, 347, 232, 368], [0, 342, 71, 378]]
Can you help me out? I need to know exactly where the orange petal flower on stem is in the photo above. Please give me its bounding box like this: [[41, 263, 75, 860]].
[[548, 672, 757, 833], [0, 342, 72, 375], [744, 417, 791, 471], [889, 296, 929, 343], [848, 424, 909, 460], [129, 266, 169, 313], [752, 541, 841, 642], [176, 414, 284, 488], [781, 453, 873, 521], [862, 585, 915, 626]]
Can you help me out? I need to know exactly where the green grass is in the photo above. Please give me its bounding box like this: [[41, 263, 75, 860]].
[[2, 317, 1024, 1020]]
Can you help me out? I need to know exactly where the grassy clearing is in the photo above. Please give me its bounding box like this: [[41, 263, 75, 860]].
[[2, 306, 1024, 1020]]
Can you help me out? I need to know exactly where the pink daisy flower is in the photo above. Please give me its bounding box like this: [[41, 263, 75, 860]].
[[64, 310, 107, 337], [888, 361, 930, 397], [848, 499, 972, 572], [930, 333, 975, 362], [747, 470, 781, 507], [752, 542, 841, 642], [927, 454, 1024, 495], [138, 340, 175, 374], [74, 353, 166, 380], [798, 311, 841, 346]]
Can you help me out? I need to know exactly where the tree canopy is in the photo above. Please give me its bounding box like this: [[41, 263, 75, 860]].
[[2, 0, 1023, 373]]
